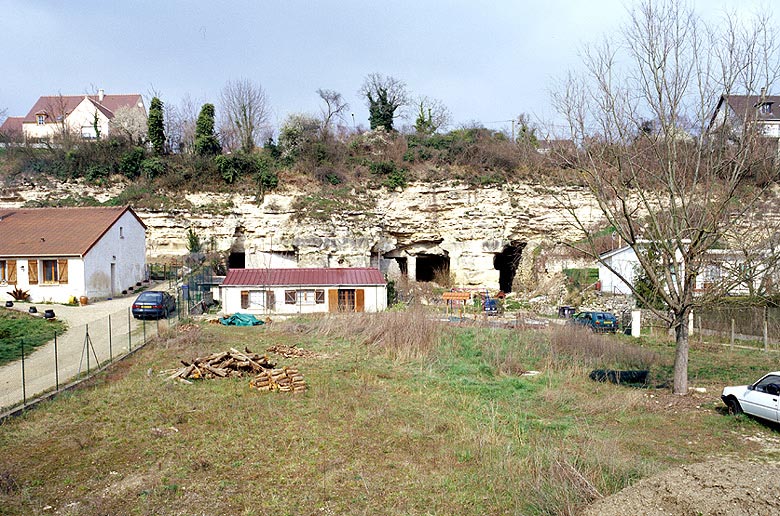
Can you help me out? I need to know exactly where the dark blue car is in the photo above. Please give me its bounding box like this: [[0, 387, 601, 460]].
[[569, 311, 619, 333], [132, 291, 176, 320]]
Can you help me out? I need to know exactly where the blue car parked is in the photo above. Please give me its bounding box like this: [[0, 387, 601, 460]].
[[132, 291, 176, 320], [569, 311, 619, 333]]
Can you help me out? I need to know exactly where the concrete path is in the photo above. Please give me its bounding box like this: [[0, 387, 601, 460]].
[[0, 290, 173, 411]]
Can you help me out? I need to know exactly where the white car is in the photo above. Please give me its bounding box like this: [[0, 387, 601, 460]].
[[721, 372, 780, 422]]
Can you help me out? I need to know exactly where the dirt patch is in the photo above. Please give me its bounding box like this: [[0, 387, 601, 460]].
[[583, 457, 780, 515]]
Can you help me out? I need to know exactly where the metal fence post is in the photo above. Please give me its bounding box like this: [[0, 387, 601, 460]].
[[128, 307, 132, 352], [108, 313, 113, 362], [730, 318, 735, 349], [20, 339, 26, 406], [54, 330, 59, 391], [86, 324, 90, 374], [143, 317, 146, 345]]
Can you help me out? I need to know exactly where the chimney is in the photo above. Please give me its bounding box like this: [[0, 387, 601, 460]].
[[761, 87, 767, 98], [98, 89, 105, 102]]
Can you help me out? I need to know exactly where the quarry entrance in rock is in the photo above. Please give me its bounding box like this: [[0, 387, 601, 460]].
[[415, 254, 450, 282], [494, 242, 525, 292], [228, 251, 245, 269]]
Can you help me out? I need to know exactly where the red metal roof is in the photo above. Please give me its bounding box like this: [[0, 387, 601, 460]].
[[0, 206, 145, 257], [223, 268, 386, 287]]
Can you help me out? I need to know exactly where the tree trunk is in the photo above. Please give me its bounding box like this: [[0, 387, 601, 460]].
[[673, 310, 690, 394]]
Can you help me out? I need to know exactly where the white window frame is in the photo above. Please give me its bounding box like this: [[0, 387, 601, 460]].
[[297, 289, 317, 305], [42, 259, 58, 284], [36, 114, 45, 125], [248, 290, 275, 309]]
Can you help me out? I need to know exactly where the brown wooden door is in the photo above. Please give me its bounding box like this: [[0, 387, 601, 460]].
[[355, 289, 365, 312], [328, 289, 339, 312]]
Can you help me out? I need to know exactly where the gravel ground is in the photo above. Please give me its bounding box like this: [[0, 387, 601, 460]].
[[583, 457, 780, 515]]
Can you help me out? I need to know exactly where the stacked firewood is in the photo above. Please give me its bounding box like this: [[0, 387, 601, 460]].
[[165, 347, 275, 381], [249, 367, 307, 393], [163, 346, 307, 393]]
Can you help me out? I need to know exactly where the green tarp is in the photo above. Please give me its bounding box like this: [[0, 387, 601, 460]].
[[219, 313, 265, 326]]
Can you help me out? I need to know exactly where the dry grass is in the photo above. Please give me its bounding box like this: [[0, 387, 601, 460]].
[[299, 307, 445, 362], [0, 316, 775, 515], [547, 325, 660, 370]]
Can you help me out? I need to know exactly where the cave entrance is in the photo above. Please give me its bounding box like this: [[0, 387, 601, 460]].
[[494, 242, 525, 293], [228, 252, 245, 269], [395, 257, 408, 276], [416, 254, 450, 283]]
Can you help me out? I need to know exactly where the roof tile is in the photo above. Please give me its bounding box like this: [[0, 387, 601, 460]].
[[0, 206, 144, 257]]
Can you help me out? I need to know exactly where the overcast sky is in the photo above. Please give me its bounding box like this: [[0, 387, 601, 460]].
[[1, 0, 775, 136]]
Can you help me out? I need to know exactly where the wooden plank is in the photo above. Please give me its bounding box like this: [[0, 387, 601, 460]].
[[442, 292, 471, 300]]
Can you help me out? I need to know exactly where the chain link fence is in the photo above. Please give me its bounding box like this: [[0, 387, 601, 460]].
[[697, 305, 780, 349], [0, 298, 183, 416]]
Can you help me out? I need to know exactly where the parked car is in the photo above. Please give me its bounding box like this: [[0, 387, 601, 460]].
[[569, 311, 619, 333], [721, 372, 780, 422], [132, 291, 176, 320]]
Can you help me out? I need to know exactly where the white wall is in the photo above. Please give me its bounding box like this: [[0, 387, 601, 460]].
[[82, 211, 146, 299], [1, 257, 85, 303], [221, 285, 387, 315], [598, 248, 638, 295]]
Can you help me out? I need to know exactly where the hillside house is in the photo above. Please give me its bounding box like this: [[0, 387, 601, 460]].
[[0, 206, 146, 303], [3, 90, 145, 141], [221, 268, 387, 316], [709, 93, 780, 138], [597, 244, 777, 297]]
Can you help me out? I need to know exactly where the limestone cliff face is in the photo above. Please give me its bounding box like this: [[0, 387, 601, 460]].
[[1, 180, 603, 291]]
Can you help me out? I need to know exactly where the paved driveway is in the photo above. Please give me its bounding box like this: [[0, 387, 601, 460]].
[[0, 291, 171, 411]]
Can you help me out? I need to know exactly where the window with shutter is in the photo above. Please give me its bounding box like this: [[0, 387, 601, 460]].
[[315, 289, 325, 304], [285, 290, 296, 304], [42, 260, 58, 284], [241, 290, 249, 309]]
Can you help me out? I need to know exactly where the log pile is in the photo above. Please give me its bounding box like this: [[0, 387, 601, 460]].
[[165, 347, 275, 381], [249, 367, 307, 393], [163, 347, 307, 393], [266, 344, 322, 359]]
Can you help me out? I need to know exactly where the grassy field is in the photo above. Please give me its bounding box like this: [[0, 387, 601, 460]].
[[0, 311, 778, 515], [0, 307, 66, 366]]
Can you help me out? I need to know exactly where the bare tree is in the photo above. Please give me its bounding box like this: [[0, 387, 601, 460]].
[[109, 106, 147, 144], [219, 78, 271, 153], [412, 95, 451, 135], [317, 88, 349, 137], [165, 94, 200, 154], [359, 73, 409, 131], [552, 0, 780, 394]]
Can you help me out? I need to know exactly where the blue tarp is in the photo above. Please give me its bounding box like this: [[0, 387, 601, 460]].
[[219, 314, 265, 326]]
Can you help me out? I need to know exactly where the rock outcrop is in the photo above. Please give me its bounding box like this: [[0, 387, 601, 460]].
[[1, 179, 604, 291]]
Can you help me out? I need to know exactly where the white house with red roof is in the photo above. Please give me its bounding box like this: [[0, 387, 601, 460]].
[[0, 206, 146, 303], [2, 90, 145, 141], [220, 268, 387, 315]]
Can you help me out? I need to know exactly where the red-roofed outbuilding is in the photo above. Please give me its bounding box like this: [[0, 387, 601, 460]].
[[221, 267, 387, 315]]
